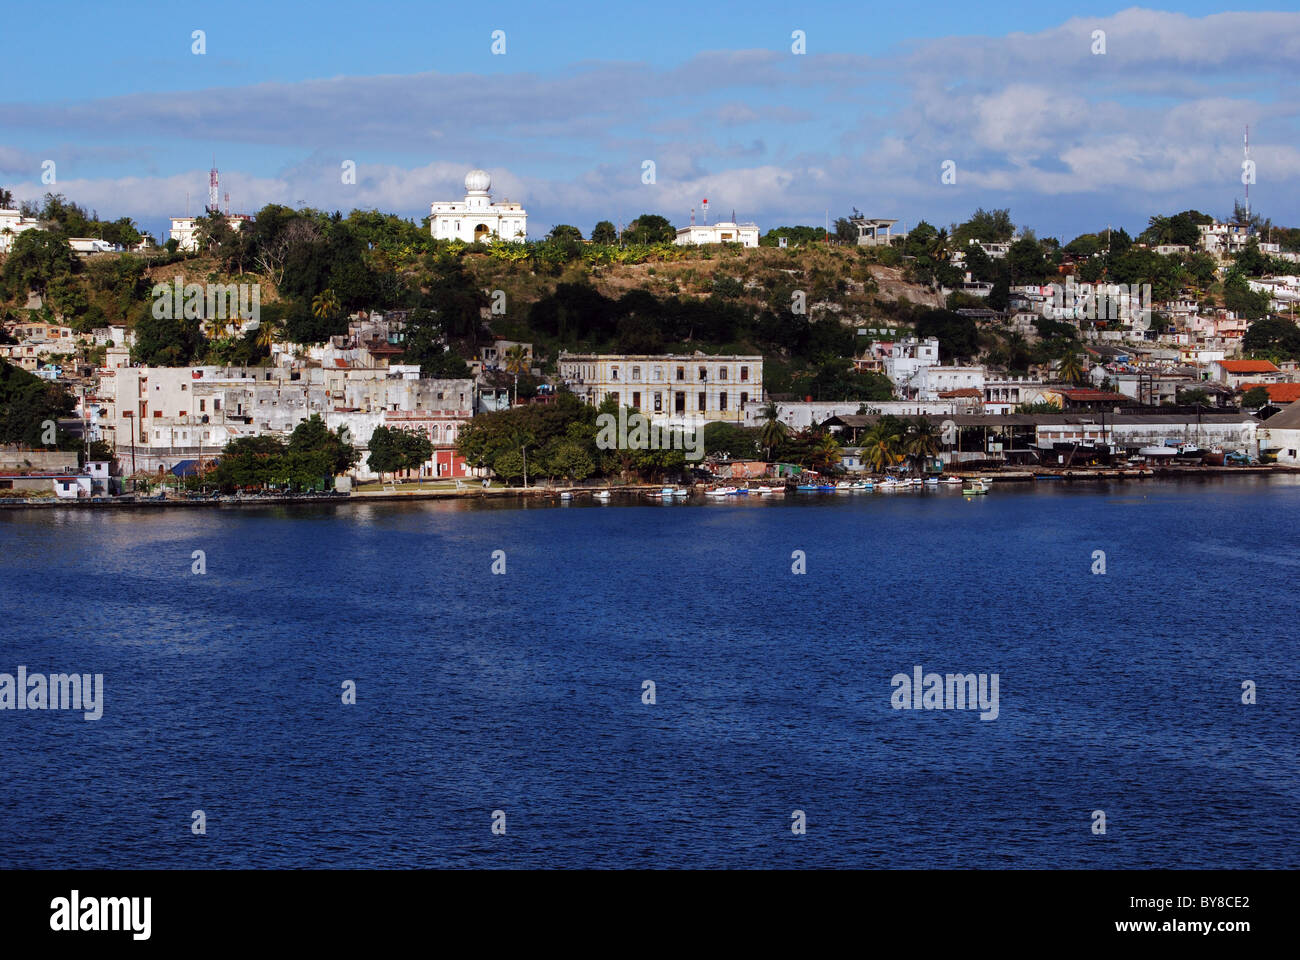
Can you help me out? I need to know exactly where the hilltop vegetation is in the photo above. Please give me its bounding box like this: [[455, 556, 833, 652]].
[[4, 192, 1300, 389]]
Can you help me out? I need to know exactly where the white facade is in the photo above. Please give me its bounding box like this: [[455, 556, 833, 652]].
[[429, 170, 526, 243], [558, 353, 762, 424], [674, 221, 760, 248], [0, 208, 42, 253], [882, 337, 941, 393]]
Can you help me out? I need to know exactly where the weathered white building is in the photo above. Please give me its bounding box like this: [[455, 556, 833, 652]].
[[558, 353, 762, 424], [103, 364, 475, 478]]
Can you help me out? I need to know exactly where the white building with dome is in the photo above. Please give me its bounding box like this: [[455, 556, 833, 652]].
[[429, 170, 527, 243]]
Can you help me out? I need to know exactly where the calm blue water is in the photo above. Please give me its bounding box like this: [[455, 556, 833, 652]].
[[0, 477, 1296, 869]]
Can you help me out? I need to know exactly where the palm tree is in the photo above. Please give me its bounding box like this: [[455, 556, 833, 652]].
[[758, 402, 787, 460], [1057, 353, 1085, 384], [811, 432, 842, 473], [0, 187, 13, 209], [861, 422, 903, 474], [902, 419, 941, 475], [312, 289, 340, 321], [255, 318, 282, 352], [503, 344, 529, 405]]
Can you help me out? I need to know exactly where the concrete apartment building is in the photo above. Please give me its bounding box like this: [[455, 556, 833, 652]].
[[104, 365, 475, 479], [557, 353, 763, 424]]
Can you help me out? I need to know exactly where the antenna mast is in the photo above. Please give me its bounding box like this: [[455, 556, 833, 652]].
[[1243, 125, 1250, 224]]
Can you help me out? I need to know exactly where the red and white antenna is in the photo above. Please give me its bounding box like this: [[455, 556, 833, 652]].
[[208, 157, 219, 214], [701, 198, 708, 224]]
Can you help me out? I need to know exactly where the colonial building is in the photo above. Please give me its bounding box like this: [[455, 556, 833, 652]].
[[557, 353, 762, 424], [429, 170, 526, 243]]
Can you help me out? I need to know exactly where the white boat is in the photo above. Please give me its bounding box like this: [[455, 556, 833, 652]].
[[593, 490, 611, 501], [753, 485, 784, 495], [962, 478, 991, 495], [924, 477, 939, 486], [835, 480, 853, 490], [706, 486, 738, 497], [559, 492, 574, 501], [850, 480, 872, 490], [941, 476, 962, 485], [1139, 445, 1177, 457]]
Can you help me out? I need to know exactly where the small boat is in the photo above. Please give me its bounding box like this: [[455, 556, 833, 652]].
[[559, 492, 574, 501], [795, 483, 819, 491], [733, 487, 749, 495], [706, 486, 738, 497], [924, 477, 939, 486], [850, 480, 872, 490], [1139, 445, 1177, 458], [941, 476, 962, 485], [835, 481, 853, 490], [816, 483, 837, 492], [753, 485, 784, 495], [963, 479, 991, 496], [593, 490, 611, 501]]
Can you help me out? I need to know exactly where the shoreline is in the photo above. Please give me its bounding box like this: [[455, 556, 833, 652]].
[[1, 464, 1295, 510]]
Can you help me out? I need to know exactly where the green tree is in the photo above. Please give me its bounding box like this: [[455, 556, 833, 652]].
[[860, 421, 903, 473], [1240, 386, 1271, 409], [367, 425, 433, 480], [590, 220, 618, 244], [901, 418, 941, 474], [1057, 353, 1085, 384], [1, 229, 75, 296], [759, 401, 787, 460], [288, 414, 359, 476], [622, 214, 675, 245]]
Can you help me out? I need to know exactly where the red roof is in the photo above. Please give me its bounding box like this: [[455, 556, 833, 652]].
[[1240, 381, 1300, 403], [1218, 359, 1279, 373], [938, 388, 983, 398]]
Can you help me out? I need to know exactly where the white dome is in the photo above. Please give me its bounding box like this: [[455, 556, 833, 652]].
[[464, 169, 492, 194]]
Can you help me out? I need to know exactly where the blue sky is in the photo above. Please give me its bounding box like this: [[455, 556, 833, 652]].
[[1, 2, 1295, 242]]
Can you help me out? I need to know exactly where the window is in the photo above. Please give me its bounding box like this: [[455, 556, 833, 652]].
[[632, 366, 641, 381], [720, 392, 728, 411], [178, 411, 186, 418], [740, 366, 749, 381], [214, 399, 221, 411], [719, 367, 728, 381], [609, 392, 619, 406], [698, 366, 707, 381], [632, 391, 641, 409], [611, 367, 619, 380], [153, 411, 162, 418], [699, 391, 707, 411], [740, 391, 748, 407], [653, 367, 663, 381], [654, 392, 662, 412], [676, 366, 685, 381], [199, 399, 205, 412]]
